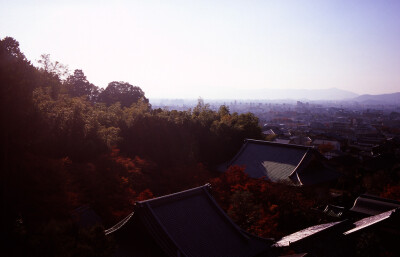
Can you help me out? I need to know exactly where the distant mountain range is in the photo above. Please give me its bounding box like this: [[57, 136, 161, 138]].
[[224, 88, 400, 104], [220, 87, 359, 101], [352, 92, 400, 104], [151, 88, 400, 105]]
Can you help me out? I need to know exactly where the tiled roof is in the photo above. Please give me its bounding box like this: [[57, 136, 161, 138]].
[[228, 139, 340, 186], [349, 194, 400, 216], [104, 212, 133, 235], [273, 197, 400, 255], [273, 221, 344, 247], [344, 208, 400, 235], [106, 184, 273, 257]]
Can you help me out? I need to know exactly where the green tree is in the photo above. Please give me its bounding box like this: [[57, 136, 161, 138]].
[[65, 69, 99, 102], [98, 81, 149, 108]]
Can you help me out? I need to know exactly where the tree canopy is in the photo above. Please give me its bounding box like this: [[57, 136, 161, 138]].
[[98, 81, 149, 108], [65, 69, 99, 102]]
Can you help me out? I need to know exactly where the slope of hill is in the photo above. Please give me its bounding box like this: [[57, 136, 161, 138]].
[[353, 92, 400, 104]]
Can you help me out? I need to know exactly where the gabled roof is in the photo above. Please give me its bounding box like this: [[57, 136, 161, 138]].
[[349, 194, 400, 217], [227, 139, 340, 186], [106, 184, 273, 257]]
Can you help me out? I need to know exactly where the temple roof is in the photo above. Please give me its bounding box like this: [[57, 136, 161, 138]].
[[106, 184, 273, 257], [344, 208, 400, 235], [273, 221, 345, 247], [349, 194, 400, 217], [227, 139, 339, 186], [274, 205, 400, 249]]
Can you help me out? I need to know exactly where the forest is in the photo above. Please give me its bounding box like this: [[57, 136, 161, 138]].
[[1, 36, 400, 256], [0, 36, 265, 256]]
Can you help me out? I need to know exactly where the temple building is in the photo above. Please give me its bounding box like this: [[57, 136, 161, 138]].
[[105, 184, 274, 257], [226, 139, 340, 186]]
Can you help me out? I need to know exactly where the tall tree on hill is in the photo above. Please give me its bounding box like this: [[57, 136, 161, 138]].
[[36, 54, 68, 98], [98, 81, 149, 108], [65, 69, 99, 102], [37, 54, 69, 81]]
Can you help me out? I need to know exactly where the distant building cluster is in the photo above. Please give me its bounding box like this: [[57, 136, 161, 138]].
[[253, 100, 400, 161]]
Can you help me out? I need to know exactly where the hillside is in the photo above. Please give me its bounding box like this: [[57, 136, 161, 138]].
[[352, 92, 400, 104]]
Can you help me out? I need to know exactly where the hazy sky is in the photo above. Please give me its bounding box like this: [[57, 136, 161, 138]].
[[1, 0, 400, 98]]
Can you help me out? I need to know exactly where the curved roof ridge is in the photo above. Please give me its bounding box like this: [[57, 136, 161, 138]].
[[136, 184, 211, 206], [104, 212, 134, 235], [288, 148, 310, 186], [244, 138, 315, 150], [350, 195, 362, 211]]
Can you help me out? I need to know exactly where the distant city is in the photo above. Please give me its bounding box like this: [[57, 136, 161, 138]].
[[152, 92, 400, 161], [150, 88, 400, 107], [151, 89, 400, 112]]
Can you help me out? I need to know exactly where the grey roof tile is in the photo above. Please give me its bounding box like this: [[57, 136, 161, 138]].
[[344, 208, 399, 235], [106, 185, 273, 257], [273, 221, 344, 247], [228, 139, 340, 185]]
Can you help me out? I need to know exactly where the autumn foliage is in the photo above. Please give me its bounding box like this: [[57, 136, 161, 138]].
[[210, 166, 318, 238], [380, 184, 400, 201]]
